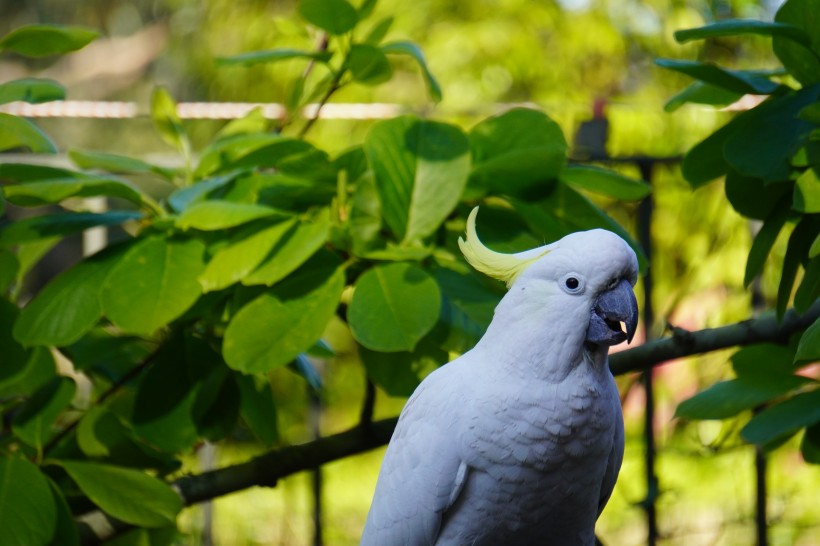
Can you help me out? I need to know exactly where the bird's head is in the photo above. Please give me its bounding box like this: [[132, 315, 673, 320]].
[[458, 207, 639, 348]]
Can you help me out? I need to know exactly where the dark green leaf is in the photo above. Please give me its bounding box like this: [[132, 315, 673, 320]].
[[218, 48, 333, 66], [242, 212, 330, 286], [0, 162, 81, 181], [731, 343, 799, 379], [347, 44, 393, 85], [794, 256, 820, 312], [674, 20, 812, 46], [298, 0, 359, 35], [224, 253, 345, 373], [4, 175, 146, 207], [199, 218, 296, 292], [675, 376, 808, 420], [0, 211, 142, 246], [0, 456, 56, 546], [811, 234, 820, 258], [744, 196, 791, 286], [655, 59, 780, 95], [0, 78, 64, 105], [46, 479, 79, 546], [361, 243, 432, 261], [0, 24, 98, 56], [349, 262, 441, 352], [12, 376, 76, 451], [237, 374, 279, 446], [664, 81, 741, 112], [70, 149, 175, 179], [381, 41, 442, 102], [360, 339, 446, 397], [14, 244, 129, 346], [102, 236, 206, 334], [778, 217, 818, 317], [724, 171, 791, 220], [560, 164, 650, 201], [195, 134, 325, 178], [741, 389, 820, 444], [794, 168, 820, 212], [681, 117, 739, 187], [176, 201, 284, 231], [469, 108, 566, 200], [150, 87, 189, 155], [0, 347, 56, 399], [0, 249, 16, 290], [192, 366, 241, 441], [60, 460, 182, 527], [773, 0, 820, 86], [0, 113, 56, 153], [365, 115, 470, 242], [432, 266, 499, 353], [0, 298, 28, 377], [801, 422, 820, 464], [724, 87, 820, 183]]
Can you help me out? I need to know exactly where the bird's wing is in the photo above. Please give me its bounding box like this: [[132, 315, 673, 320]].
[[597, 381, 624, 517], [361, 367, 468, 546]]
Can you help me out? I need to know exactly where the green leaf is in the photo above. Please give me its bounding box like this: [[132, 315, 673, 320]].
[[70, 149, 175, 179], [774, 0, 820, 86], [218, 48, 333, 66], [681, 117, 739, 187], [46, 479, 79, 546], [348, 262, 441, 352], [358, 0, 378, 18], [655, 59, 780, 95], [0, 78, 64, 105], [560, 164, 651, 201], [381, 41, 442, 102], [0, 456, 56, 546], [801, 422, 820, 464], [0, 24, 98, 56], [224, 252, 344, 373], [150, 87, 189, 155], [675, 376, 808, 420], [0, 298, 28, 376], [176, 201, 283, 231], [0, 347, 56, 399], [0, 248, 17, 290], [14, 244, 129, 346], [195, 134, 324, 178], [674, 20, 812, 46], [60, 461, 182, 527], [4, 175, 146, 207], [12, 376, 76, 451], [811, 233, 820, 258], [663, 81, 741, 112], [199, 219, 296, 292], [215, 107, 271, 140], [0, 162, 81, 181], [241, 212, 330, 286], [166, 173, 238, 213], [794, 256, 820, 312], [724, 171, 791, 220], [469, 108, 566, 200], [724, 87, 820, 183], [347, 44, 393, 85], [237, 374, 279, 446], [364, 17, 394, 45], [364, 115, 470, 242], [741, 389, 820, 445], [778, 217, 818, 317], [744, 196, 791, 286], [360, 339, 446, 397], [731, 343, 798, 379], [0, 113, 56, 153], [191, 366, 241, 441], [298, 0, 359, 35], [102, 236, 206, 334], [0, 211, 142, 246], [433, 266, 499, 353], [794, 168, 820, 212]]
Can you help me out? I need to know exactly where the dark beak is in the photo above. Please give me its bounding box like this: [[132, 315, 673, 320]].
[[586, 278, 639, 346]]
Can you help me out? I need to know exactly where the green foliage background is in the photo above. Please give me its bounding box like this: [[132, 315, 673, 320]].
[[0, 0, 819, 544]]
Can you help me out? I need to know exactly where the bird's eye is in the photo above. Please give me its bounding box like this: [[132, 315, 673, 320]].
[[560, 273, 585, 294]]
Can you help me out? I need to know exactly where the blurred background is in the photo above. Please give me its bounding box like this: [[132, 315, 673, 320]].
[[1, 0, 818, 544]]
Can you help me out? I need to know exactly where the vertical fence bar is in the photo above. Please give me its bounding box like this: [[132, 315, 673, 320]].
[[636, 159, 658, 545], [309, 387, 324, 546], [755, 440, 768, 545]]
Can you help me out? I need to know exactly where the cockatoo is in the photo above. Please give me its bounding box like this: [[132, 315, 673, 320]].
[[361, 207, 639, 546]]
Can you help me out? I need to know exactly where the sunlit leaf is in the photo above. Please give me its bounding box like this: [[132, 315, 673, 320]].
[[218, 48, 333, 65], [365, 115, 469, 242], [4, 175, 146, 207], [794, 168, 820, 212], [60, 461, 182, 527], [381, 41, 442, 102], [70, 149, 176, 179], [224, 252, 344, 373], [559, 164, 650, 201], [298, 0, 359, 35], [102, 236, 206, 334], [348, 262, 441, 352], [151, 87, 189, 155], [347, 44, 393, 85], [0, 113, 56, 153], [0, 78, 64, 105], [0, 456, 56, 546], [0, 24, 98, 56], [176, 201, 284, 231]]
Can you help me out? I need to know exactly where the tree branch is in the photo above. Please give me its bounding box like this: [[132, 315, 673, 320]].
[[78, 303, 820, 544]]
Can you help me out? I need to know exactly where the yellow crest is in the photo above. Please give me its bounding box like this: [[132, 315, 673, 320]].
[[458, 207, 551, 288]]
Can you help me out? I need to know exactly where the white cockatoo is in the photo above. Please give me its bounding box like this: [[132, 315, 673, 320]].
[[361, 207, 639, 546]]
